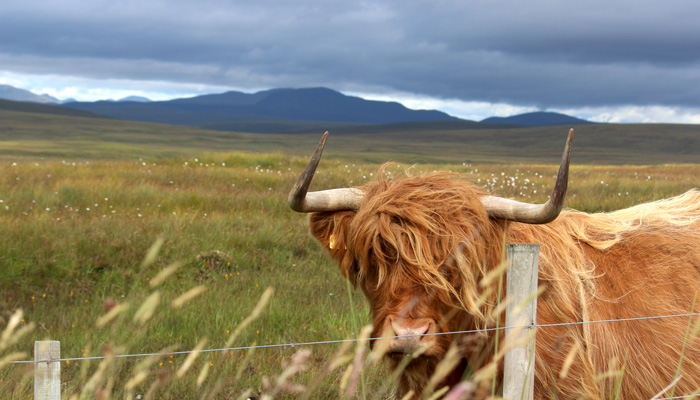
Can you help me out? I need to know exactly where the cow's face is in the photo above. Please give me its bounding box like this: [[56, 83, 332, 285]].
[[309, 213, 453, 360], [308, 178, 498, 360]]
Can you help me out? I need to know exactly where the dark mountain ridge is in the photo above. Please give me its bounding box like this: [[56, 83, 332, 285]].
[[0, 84, 597, 132], [63, 87, 460, 130]]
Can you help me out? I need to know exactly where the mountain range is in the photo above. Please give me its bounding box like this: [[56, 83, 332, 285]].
[[0, 84, 593, 133]]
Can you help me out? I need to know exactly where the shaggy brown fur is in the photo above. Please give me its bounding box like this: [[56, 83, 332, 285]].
[[308, 168, 700, 399]]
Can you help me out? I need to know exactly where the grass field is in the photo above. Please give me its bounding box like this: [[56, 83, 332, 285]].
[[1, 149, 699, 398], [1, 108, 699, 398]]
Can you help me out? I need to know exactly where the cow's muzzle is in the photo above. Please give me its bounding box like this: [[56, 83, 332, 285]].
[[385, 316, 437, 354]]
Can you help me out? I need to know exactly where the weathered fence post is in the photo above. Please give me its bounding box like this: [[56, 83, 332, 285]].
[[503, 244, 539, 400], [34, 340, 60, 400]]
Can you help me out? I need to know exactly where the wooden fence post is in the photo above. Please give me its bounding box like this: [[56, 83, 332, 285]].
[[34, 340, 60, 400], [503, 244, 539, 400]]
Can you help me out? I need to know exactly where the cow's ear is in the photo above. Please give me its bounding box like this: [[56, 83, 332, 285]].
[[309, 211, 355, 261]]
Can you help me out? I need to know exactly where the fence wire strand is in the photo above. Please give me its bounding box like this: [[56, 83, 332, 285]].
[[10, 312, 700, 365]]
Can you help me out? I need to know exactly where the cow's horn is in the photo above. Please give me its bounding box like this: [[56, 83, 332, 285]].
[[481, 129, 573, 224], [288, 131, 365, 213]]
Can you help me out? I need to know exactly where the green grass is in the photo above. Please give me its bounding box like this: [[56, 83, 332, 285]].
[[0, 155, 371, 398], [1, 151, 698, 398]]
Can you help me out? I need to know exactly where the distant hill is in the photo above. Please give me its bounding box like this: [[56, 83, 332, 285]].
[[62, 87, 462, 132], [0, 84, 60, 104], [481, 111, 593, 127], [0, 98, 107, 119]]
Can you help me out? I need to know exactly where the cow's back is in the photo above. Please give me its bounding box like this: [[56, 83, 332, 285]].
[[509, 189, 700, 398]]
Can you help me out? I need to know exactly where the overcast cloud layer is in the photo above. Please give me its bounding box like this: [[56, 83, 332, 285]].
[[2, 0, 700, 122]]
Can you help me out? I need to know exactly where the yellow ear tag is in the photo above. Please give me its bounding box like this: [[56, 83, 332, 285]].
[[329, 234, 337, 249]]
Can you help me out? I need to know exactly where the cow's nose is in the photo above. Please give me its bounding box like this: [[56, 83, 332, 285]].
[[387, 317, 436, 353]]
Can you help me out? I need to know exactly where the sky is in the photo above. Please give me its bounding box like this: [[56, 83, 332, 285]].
[[2, 0, 700, 123]]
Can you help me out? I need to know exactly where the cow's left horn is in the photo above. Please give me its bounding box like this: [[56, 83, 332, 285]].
[[481, 129, 573, 224], [288, 132, 365, 213]]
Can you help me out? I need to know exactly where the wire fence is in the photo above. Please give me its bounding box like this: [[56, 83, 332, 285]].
[[11, 311, 700, 365]]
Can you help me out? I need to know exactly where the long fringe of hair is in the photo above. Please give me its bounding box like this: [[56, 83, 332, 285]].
[[348, 168, 505, 327]]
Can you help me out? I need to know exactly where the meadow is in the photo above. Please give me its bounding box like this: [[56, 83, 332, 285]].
[[1, 144, 699, 398], [1, 105, 700, 398]]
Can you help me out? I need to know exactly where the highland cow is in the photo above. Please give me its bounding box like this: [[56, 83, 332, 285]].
[[288, 131, 700, 398]]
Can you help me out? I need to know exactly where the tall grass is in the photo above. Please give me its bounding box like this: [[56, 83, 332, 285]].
[[1, 153, 699, 398]]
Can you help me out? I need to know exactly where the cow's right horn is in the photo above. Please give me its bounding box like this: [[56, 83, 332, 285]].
[[288, 132, 365, 213], [480, 129, 573, 224]]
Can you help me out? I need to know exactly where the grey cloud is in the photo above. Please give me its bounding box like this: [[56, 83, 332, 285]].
[[2, 0, 700, 109]]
